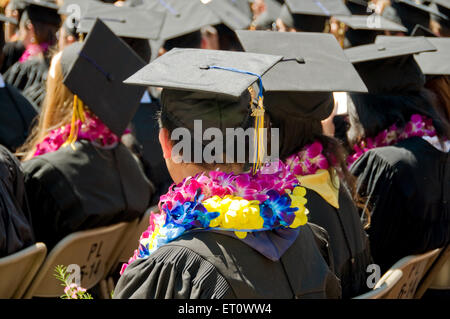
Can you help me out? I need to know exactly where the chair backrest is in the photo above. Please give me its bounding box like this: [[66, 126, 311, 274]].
[[353, 269, 403, 299], [415, 244, 450, 298], [23, 222, 131, 298], [0, 243, 47, 299], [117, 208, 155, 264]]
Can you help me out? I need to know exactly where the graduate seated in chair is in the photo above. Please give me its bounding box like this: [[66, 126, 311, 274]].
[[18, 19, 153, 250], [114, 48, 342, 299], [4, 0, 62, 108], [346, 36, 450, 274]]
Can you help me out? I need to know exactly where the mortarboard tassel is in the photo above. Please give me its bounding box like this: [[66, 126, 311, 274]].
[[62, 94, 86, 150], [204, 65, 266, 174]]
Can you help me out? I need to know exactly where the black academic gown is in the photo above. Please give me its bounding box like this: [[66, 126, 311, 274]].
[[0, 81, 38, 152], [1, 41, 25, 74], [114, 223, 342, 299], [4, 56, 49, 108], [0, 145, 35, 257], [128, 96, 173, 205], [351, 136, 450, 273], [305, 185, 373, 299], [22, 140, 153, 249]]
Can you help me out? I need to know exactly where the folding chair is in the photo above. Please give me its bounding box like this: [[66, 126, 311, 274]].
[[0, 243, 47, 299], [99, 207, 158, 298], [22, 221, 132, 299], [116, 207, 156, 265], [415, 244, 450, 298], [354, 269, 403, 299], [354, 248, 442, 299]]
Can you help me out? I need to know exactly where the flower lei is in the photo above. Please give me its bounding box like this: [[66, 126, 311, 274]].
[[19, 42, 50, 63], [347, 114, 440, 167], [120, 141, 332, 275], [34, 111, 126, 157]]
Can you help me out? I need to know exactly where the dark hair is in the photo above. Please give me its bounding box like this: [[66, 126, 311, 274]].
[[163, 30, 202, 51], [347, 89, 450, 146], [215, 24, 244, 51], [158, 107, 259, 168], [268, 110, 370, 227]]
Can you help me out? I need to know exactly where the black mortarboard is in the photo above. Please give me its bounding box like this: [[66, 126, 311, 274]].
[[58, 0, 95, 15], [252, 0, 283, 30], [405, 37, 450, 76], [279, 0, 351, 32], [346, 0, 371, 15], [345, 36, 436, 93], [335, 14, 407, 46], [383, 0, 448, 34], [61, 19, 146, 136], [22, 0, 62, 25], [224, 0, 253, 19], [8, 0, 27, 11], [411, 23, 438, 36], [203, 0, 252, 31], [236, 30, 367, 120], [123, 48, 282, 140], [142, 0, 221, 41], [77, 2, 165, 40]]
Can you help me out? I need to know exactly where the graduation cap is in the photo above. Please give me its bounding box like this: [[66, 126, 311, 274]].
[[77, 2, 165, 40], [124, 48, 283, 171], [279, 0, 351, 32], [0, 14, 18, 25], [346, 0, 371, 15], [411, 23, 438, 36], [408, 37, 450, 76], [141, 0, 221, 41], [252, 0, 283, 30], [202, 0, 252, 31], [22, 0, 62, 26], [334, 14, 407, 46], [236, 30, 367, 120], [345, 36, 437, 93], [61, 18, 146, 137], [383, 0, 448, 33], [7, 0, 28, 11]]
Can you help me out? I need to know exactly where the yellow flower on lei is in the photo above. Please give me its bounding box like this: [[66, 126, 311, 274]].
[[286, 186, 309, 228], [203, 195, 264, 239]]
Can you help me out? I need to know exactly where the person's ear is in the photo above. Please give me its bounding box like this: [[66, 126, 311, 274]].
[[66, 35, 76, 45], [159, 128, 173, 159]]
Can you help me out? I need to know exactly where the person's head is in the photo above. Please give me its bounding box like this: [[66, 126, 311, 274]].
[[251, 0, 267, 19], [347, 89, 450, 146], [18, 4, 61, 47], [157, 89, 257, 184]]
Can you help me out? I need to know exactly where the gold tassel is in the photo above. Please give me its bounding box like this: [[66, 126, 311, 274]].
[[62, 95, 85, 150], [250, 90, 266, 174]]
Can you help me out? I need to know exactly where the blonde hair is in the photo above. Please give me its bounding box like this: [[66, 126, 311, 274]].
[[17, 51, 75, 161]]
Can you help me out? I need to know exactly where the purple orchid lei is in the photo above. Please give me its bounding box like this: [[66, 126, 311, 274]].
[[347, 114, 441, 167], [120, 141, 332, 275], [34, 111, 126, 157]]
